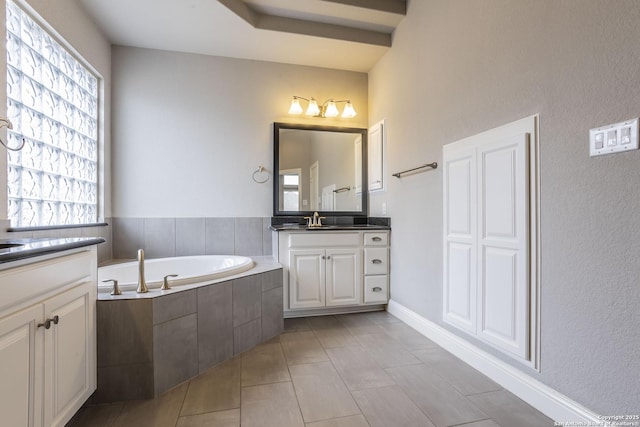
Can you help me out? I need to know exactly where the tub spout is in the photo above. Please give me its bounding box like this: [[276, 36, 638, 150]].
[[137, 249, 149, 293]]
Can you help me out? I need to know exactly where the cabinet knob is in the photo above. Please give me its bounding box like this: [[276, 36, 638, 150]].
[[38, 315, 59, 330], [372, 287, 383, 292], [372, 237, 382, 242], [371, 259, 383, 264]]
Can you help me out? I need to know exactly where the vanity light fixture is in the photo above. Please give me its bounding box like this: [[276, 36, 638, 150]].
[[288, 96, 357, 119]]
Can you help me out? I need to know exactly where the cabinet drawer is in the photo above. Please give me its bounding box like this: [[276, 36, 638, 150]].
[[363, 232, 388, 246], [0, 250, 93, 317], [289, 232, 360, 248], [364, 248, 388, 275], [364, 275, 388, 303]]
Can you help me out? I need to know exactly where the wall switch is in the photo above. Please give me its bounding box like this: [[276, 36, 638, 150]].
[[381, 202, 387, 215], [590, 118, 639, 157]]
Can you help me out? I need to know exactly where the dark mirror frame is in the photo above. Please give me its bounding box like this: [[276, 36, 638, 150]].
[[273, 122, 368, 217]]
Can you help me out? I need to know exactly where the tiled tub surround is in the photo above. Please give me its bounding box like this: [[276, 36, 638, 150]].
[[112, 217, 273, 259], [95, 257, 283, 402]]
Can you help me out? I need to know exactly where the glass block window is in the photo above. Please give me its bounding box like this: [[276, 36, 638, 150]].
[[6, 0, 98, 227]]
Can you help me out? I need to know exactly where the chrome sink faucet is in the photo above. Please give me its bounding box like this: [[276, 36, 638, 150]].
[[137, 249, 149, 293]]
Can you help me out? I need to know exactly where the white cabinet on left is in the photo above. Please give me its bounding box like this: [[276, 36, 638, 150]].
[[0, 247, 97, 427]]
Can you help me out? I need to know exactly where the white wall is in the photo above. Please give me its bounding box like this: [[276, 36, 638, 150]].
[[369, 0, 640, 414], [111, 46, 368, 218]]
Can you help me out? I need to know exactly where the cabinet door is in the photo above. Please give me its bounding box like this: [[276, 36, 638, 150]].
[[443, 146, 478, 334], [477, 134, 530, 360], [0, 305, 42, 427], [289, 250, 325, 309], [43, 282, 95, 427], [326, 248, 362, 307]]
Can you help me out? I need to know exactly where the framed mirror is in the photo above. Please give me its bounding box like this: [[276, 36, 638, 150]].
[[273, 122, 368, 216]]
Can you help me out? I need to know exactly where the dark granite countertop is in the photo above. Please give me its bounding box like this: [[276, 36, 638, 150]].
[[270, 216, 390, 232], [0, 237, 105, 264], [270, 224, 390, 231]]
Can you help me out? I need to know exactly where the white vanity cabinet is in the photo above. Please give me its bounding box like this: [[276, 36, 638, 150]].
[[276, 229, 390, 316], [289, 247, 361, 309], [0, 246, 98, 427]]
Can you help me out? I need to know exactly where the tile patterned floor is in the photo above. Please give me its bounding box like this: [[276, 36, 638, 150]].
[[67, 312, 554, 427]]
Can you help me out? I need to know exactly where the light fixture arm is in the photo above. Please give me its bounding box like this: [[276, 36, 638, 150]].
[[288, 96, 357, 119]]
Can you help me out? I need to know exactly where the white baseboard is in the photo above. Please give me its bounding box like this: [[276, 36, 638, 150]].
[[387, 299, 601, 423]]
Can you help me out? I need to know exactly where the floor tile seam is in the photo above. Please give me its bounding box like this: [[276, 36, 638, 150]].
[[171, 383, 191, 427], [281, 333, 331, 361], [382, 363, 493, 423], [240, 378, 293, 388], [405, 348, 501, 396], [341, 382, 372, 427], [461, 387, 505, 397], [309, 326, 360, 351], [447, 418, 495, 427], [300, 410, 366, 426], [177, 406, 241, 420], [283, 353, 308, 425], [362, 382, 441, 427], [285, 356, 331, 368]]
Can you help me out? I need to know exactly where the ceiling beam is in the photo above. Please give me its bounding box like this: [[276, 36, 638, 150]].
[[320, 0, 407, 15], [257, 14, 391, 47], [217, 0, 259, 26], [218, 0, 393, 47]]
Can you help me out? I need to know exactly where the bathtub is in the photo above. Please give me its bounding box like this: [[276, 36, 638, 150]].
[[98, 255, 254, 293]]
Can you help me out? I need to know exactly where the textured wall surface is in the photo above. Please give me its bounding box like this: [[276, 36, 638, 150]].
[[368, 0, 640, 414], [111, 46, 368, 218]]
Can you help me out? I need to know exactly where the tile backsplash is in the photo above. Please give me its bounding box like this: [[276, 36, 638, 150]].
[[112, 217, 273, 260]]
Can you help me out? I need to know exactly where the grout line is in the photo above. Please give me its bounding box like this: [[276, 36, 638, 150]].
[[173, 380, 191, 427], [447, 418, 493, 427]]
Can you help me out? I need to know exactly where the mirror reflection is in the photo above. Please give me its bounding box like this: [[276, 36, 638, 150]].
[[274, 123, 367, 216]]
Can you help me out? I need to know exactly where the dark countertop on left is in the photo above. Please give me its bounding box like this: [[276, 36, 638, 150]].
[[0, 237, 105, 264]]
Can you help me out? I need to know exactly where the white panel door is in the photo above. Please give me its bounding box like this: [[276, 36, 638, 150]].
[[325, 248, 361, 306], [43, 283, 95, 427], [289, 249, 325, 309], [443, 148, 477, 333], [0, 304, 42, 427], [477, 134, 530, 359]]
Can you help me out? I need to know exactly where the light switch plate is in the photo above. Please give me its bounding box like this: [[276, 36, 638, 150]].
[[590, 118, 639, 157]]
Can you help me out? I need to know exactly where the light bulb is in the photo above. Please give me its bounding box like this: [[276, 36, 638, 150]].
[[341, 101, 357, 118], [288, 97, 303, 115], [324, 101, 339, 117], [306, 98, 320, 116]]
